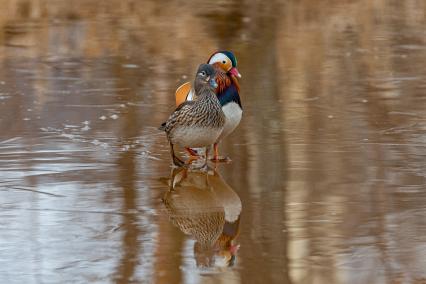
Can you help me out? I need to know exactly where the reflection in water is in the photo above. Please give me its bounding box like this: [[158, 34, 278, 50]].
[[0, 0, 426, 283], [113, 78, 140, 283], [114, 149, 140, 284], [162, 167, 242, 269]]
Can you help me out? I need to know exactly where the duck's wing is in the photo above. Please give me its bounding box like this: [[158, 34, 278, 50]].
[[174, 100, 195, 112], [161, 85, 197, 131], [175, 82, 196, 106], [160, 100, 196, 132]]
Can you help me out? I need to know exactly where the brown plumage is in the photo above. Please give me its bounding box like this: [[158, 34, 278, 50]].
[[162, 167, 242, 267], [162, 169, 225, 248], [160, 64, 225, 166]]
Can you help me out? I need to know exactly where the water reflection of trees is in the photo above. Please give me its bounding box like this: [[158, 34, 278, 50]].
[[275, 1, 426, 283], [0, 0, 425, 283]]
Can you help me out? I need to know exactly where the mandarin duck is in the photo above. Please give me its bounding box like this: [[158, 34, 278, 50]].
[[159, 64, 225, 167], [175, 51, 242, 162], [162, 166, 241, 267]]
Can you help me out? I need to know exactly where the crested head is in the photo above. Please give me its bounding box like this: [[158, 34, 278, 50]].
[[219, 51, 237, 67], [207, 51, 241, 79], [207, 51, 237, 68]]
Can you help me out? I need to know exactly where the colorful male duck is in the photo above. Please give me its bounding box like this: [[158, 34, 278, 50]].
[[160, 64, 225, 167], [175, 51, 242, 162]]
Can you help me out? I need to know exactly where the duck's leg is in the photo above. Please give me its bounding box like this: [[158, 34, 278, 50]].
[[210, 143, 231, 162], [202, 146, 210, 169], [185, 147, 199, 157], [170, 167, 187, 190], [170, 142, 184, 167], [185, 148, 200, 165], [169, 167, 179, 191]]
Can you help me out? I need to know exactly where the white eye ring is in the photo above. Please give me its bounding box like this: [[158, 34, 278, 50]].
[[200, 71, 206, 76]]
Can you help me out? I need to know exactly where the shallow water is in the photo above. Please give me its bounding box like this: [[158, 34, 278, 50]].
[[1, 1, 425, 283]]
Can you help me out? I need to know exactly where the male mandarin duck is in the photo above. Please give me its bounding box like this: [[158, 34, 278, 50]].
[[175, 51, 242, 162], [159, 64, 225, 167], [162, 166, 241, 267]]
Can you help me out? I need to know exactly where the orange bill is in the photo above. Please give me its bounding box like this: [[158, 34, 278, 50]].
[[175, 82, 192, 106]]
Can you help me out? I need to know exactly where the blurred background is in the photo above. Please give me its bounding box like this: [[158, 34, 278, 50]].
[[0, 1, 425, 283]]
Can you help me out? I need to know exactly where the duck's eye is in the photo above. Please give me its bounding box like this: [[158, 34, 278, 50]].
[[222, 60, 226, 64], [200, 71, 206, 76]]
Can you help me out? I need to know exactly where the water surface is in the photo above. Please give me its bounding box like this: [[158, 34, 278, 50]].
[[0, 1, 425, 283]]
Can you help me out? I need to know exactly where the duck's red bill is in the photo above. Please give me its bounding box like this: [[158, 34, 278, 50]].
[[229, 67, 242, 78]]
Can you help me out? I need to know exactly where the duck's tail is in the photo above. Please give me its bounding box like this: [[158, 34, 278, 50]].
[[158, 122, 166, 131]]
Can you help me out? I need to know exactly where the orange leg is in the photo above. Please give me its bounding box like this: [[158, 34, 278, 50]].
[[210, 143, 231, 162], [185, 148, 200, 165], [214, 143, 219, 160], [185, 147, 199, 157], [204, 146, 209, 167]]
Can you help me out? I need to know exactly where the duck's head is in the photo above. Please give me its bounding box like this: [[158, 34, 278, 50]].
[[207, 51, 242, 79], [194, 63, 218, 91]]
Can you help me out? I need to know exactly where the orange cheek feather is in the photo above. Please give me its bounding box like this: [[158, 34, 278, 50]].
[[216, 71, 232, 94], [210, 63, 231, 94]]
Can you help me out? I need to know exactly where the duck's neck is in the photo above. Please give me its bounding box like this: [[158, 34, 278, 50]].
[[196, 85, 217, 101], [211, 64, 232, 94]]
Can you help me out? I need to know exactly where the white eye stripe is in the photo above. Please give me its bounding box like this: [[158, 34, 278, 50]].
[[208, 53, 229, 65]]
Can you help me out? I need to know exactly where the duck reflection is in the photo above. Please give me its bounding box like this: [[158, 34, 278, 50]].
[[162, 166, 242, 268]]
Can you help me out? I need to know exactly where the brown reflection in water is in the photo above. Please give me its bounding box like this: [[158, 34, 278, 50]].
[[273, 2, 426, 283], [0, 0, 425, 283], [163, 167, 242, 269], [226, 2, 292, 283], [113, 149, 139, 284], [111, 63, 141, 284], [152, 215, 184, 284]]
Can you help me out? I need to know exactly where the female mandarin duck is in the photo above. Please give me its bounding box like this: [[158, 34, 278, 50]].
[[162, 166, 242, 267], [160, 64, 225, 167], [175, 51, 242, 162]]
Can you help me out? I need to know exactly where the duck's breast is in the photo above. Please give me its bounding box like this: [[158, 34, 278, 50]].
[[172, 126, 223, 148], [218, 102, 243, 140]]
